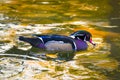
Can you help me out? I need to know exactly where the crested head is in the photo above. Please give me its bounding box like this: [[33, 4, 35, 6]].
[[70, 30, 96, 46], [70, 30, 91, 41]]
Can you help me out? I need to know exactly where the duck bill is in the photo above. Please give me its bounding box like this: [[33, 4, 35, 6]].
[[89, 38, 96, 46]]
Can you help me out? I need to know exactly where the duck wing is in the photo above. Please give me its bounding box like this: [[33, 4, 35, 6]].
[[36, 35, 77, 51]]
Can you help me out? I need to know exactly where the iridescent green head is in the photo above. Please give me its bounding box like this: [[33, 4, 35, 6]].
[[70, 30, 95, 46]]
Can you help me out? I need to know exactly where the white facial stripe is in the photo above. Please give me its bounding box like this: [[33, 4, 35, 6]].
[[76, 34, 84, 36], [84, 36, 86, 41], [77, 37, 80, 39]]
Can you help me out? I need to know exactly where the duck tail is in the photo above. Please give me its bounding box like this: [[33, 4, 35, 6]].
[[19, 36, 43, 47], [19, 36, 25, 41], [19, 36, 33, 44]]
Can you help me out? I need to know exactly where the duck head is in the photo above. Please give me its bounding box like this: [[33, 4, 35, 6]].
[[70, 30, 96, 46]]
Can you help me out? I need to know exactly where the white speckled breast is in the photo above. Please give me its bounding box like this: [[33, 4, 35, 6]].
[[45, 41, 73, 52]]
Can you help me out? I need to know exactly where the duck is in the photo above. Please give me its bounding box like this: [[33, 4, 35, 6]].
[[19, 30, 95, 60]]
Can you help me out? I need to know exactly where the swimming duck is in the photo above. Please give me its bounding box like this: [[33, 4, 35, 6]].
[[19, 30, 95, 60]]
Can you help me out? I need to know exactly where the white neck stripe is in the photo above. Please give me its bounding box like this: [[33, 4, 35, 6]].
[[73, 41, 77, 51], [38, 37, 44, 44]]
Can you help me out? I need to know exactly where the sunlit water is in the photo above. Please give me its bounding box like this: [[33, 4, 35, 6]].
[[0, 0, 120, 80]]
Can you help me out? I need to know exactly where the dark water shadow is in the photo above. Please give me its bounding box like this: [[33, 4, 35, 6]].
[[109, 0, 120, 26], [105, 36, 120, 80], [4, 46, 74, 63], [107, 1, 120, 79]]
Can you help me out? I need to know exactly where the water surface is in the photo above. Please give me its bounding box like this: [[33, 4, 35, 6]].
[[0, 0, 120, 80]]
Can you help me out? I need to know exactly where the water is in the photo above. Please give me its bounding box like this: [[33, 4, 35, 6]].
[[0, 0, 120, 80]]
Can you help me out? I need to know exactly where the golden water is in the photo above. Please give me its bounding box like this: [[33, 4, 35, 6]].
[[0, 0, 120, 80]]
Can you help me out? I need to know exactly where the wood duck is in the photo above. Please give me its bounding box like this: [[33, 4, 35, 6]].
[[19, 30, 95, 60]]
